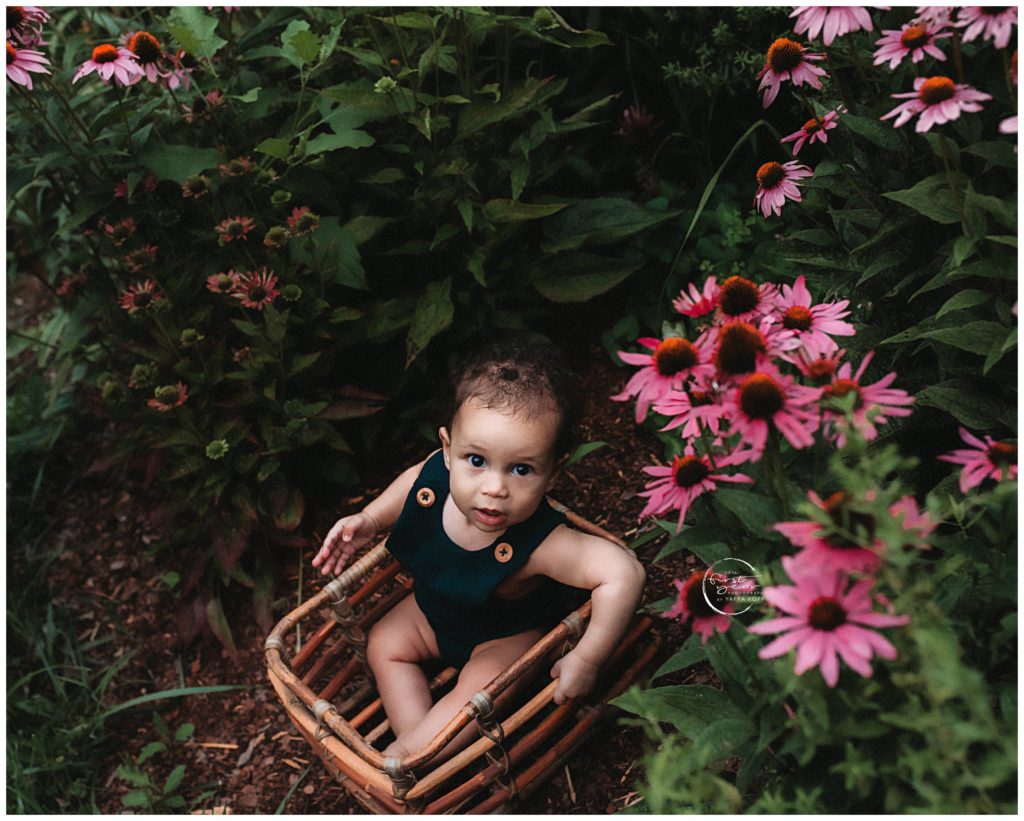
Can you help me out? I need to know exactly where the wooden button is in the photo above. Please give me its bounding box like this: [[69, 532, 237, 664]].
[[494, 543, 513, 563], [416, 488, 435, 507]]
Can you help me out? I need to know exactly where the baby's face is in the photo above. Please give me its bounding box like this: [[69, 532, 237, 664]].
[[439, 397, 560, 534]]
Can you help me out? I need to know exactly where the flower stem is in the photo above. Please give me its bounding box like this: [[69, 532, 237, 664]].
[[765, 430, 790, 519], [936, 131, 969, 236], [950, 30, 965, 84], [698, 423, 719, 472], [824, 46, 856, 115], [9, 84, 102, 182]]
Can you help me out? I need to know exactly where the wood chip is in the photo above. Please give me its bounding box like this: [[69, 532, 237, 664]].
[[236, 732, 265, 767], [270, 730, 289, 741], [564, 764, 576, 805], [282, 758, 303, 770], [197, 742, 239, 750]]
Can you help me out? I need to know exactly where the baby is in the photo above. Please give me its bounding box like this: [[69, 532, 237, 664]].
[[312, 340, 646, 759]]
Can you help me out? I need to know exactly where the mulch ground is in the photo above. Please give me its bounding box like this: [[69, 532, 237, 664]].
[[36, 347, 706, 814]]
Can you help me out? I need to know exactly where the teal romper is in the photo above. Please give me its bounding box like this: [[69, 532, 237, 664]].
[[385, 451, 585, 667]]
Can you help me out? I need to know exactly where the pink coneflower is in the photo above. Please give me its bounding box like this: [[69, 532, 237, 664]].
[[881, 75, 992, 133], [126, 30, 166, 83], [775, 490, 883, 576], [938, 427, 1018, 492], [286, 206, 320, 236], [218, 156, 255, 177], [182, 90, 225, 124], [654, 381, 730, 440], [7, 6, 49, 46], [955, 6, 1017, 50], [639, 445, 754, 530], [913, 7, 955, 28], [72, 43, 142, 86], [113, 174, 156, 200], [821, 350, 914, 446], [233, 268, 280, 310], [873, 22, 951, 70], [792, 336, 846, 383], [147, 382, 188, 412], [181, 174, 211, 199], [164, 48, 196, 91], [748, 555, 909, 688], [790, 6, 879, 46], [999, 115, 1018, 134], [726, 364, 821, 456], [716, 275, 780, 322], [781, 109, 841, 155], [672, 276, 719, 318], [754, 160, 812, 218], [55, 272, 88, 298], [215, 215, 255, 245], [206, 270, 241, 295], [888, 495, 937, 550], [103, 217, 136, 247], [123, 244, 158, 273], [711, 317, 798, 379], [663, 573, 734, 644], [773, 275, 854, 353], [612, 335, 715, 423], [614, 104, 662, 144], [118, 279, 163, 314], [6, 41, 50, 90], [756, 38, 827, 108]]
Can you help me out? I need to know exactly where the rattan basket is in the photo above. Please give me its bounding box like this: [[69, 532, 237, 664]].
[[265, 500, 659, 814]]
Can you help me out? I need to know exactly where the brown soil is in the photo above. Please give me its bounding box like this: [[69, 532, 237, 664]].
[[36, 347, 702, 814]]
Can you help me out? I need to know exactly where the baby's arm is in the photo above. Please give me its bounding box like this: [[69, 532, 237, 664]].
[[526, 528, 646, 704], [312, 451, 435, 576]]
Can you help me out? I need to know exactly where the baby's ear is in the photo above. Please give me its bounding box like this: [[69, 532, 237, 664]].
[[438, 426, 451, 468]]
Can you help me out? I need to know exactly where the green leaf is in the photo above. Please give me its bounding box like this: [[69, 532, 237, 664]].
[[915, 383, 1002, 429], [936, 289, 991, 319], [541, 197, 681, 252], [407, 277, 454, 366], [611, 684, 746, 736], [205, 595, 237, 654], [964, 189, 1016, 231], [713, 489, 782, 537], [135, 741, 166, 765], [883, 173, 962, 224], [255, 137, 291, 160], [917, 321, 1008, 355], [138, 143, 221, 183], [834, 111, 904, 150], [983, 328, 1016, 374], [280, 19, 319, 68], [319, 23, 343, 64], [458, 76, 565, 140], [482, 199, 566, 222], [257, 457, 281, 483], [652, 634, 707, 680], [289, 351, 322, 376], [162, 764, 186, 795], [304, 130, 375, 155], [166, 7, 226, 58], [175, 722, 196, 742], [231, 87, 261, 103], [963, 140, 1018, 169], [456, 199, 474, 233], [121, 791, 151, 808], [343, 215, 391, 245], [358, 168, 405, 184], [565, 441, 608, 467], [295, 217, 366, 290], [530, 252, 642, 302], [117, 765, 152, 787]]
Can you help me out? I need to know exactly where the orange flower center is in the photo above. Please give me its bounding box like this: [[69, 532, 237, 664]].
[[825, 378, 863, 409], [918, 76, 956, 105], [249, 286, 267, 301], [91, 44, 119, 64], [7, 7, 24, 29], [802, 117, 823, 134], [900, 25, 930, 49], [128, 31, 162, 64], [719, 275, 761, 316], [715, 321, 766, 376], [782, 305, 814, 331], [6, 43, 16, 65], [216, 274, 234, 291], [682, 573, 718, 618], [653, 337, 698, 376], [672, 455, 710, 488], [133, 291, 153, 308], [756, 161, 786, 189], [689, 389, 713, 406], [225, 221, 245, 237], [988, 441, 1017, 466], [807, 596, 846, 631], [767, 37, 804, 73], [738, 373, 784, 420]]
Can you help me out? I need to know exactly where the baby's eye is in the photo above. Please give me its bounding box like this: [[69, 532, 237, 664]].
[[467, 454, 485, 468], [511, 464, 533, 477]]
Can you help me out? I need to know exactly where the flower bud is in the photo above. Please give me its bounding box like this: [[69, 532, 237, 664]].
[[205, 439, 230, 460], [281, 284, 302, 302]]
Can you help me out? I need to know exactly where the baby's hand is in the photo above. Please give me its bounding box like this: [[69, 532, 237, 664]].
[[550, 650, 600, 705], [312, 512, 379, 576]]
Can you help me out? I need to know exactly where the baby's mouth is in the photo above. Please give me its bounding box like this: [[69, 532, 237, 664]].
[[474, 507, 506, 525]]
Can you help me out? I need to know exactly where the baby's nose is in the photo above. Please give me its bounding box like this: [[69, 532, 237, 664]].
[[482, 471, 508, 497]]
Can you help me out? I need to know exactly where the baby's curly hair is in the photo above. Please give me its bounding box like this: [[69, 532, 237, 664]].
[[444, 339, 582, 459]]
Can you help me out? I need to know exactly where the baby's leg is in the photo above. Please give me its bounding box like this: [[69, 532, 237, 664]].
[[366, 594, 442, 738], [385, 628, 543, 761]]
